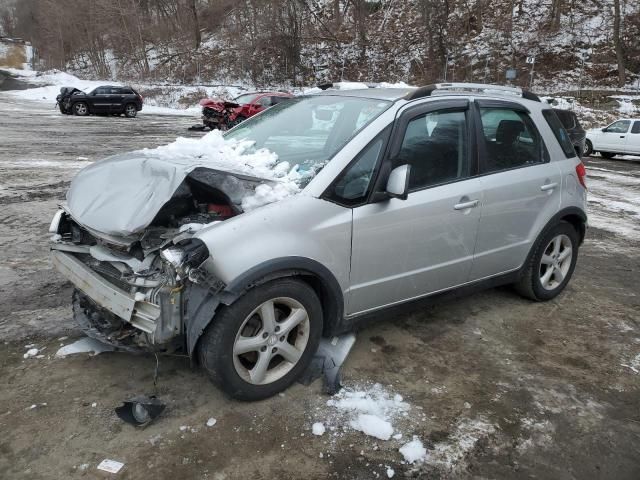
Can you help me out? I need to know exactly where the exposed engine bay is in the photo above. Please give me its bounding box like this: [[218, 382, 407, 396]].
[[50, 167, 255, 353]]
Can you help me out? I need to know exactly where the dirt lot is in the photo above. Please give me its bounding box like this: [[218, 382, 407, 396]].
[[0, 96, 639, 480]]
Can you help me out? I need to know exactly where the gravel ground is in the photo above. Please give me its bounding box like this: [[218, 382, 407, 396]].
[[0, 96, 639, 480]]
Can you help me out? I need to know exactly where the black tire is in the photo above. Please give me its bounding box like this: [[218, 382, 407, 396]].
[[514, 221, 580, 301], [198, 278, 323, 401], [600, 152, 615, 159], [583, 140, 593, 157], [124, 103, 137, 118], [73, 102, 89, 116]]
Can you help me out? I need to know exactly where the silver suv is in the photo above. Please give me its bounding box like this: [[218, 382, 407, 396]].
[[49, 83, 588, 400]]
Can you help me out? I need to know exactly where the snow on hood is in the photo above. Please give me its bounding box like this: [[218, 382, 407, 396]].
[[66, 130, 301, 236]]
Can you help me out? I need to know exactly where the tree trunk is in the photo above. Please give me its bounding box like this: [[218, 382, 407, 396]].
[[613, 0, 625, 87], [189, 0, 201, 50]]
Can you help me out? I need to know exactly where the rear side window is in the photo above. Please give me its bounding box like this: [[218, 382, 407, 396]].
[[554, 110, 576, 129], [632, 121, 640, 134], [397, 109, 470, 190], [542, 109, 576, 158], [121, 87, 134, 94], [480, 108, 547, 172]]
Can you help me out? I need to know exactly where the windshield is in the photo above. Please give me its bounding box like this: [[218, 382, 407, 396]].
[[225, 95, 391, 178], [234, 93, 260, 105]]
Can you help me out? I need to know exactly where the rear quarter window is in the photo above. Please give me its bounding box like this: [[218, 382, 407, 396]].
[[542, 109, 576, 158]]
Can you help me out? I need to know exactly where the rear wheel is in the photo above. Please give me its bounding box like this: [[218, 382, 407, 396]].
[[198, 278, 323, 400], [600, 152, 615, 159], [73, 102, 88, 116], [515, 222, 579, 301], [583, 140, 593, 157], [124, 103, 137, 118]]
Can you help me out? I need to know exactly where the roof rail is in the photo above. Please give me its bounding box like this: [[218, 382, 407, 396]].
[[406, 82, 541, 102]]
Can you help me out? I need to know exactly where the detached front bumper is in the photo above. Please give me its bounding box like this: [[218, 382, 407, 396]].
[[51, 250, 161, 335]]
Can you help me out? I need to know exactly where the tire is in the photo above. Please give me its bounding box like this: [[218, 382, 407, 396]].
[[124, 103, 137, 118], [198, 278, 323, 401], [600, 152, 615, 159], [73, 102, 89, 116], [514, 221, 580, 301], [583, 140, 593, 157]]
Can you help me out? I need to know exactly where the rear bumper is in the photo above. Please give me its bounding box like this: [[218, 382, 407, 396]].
[[51, 249, 160, 334]]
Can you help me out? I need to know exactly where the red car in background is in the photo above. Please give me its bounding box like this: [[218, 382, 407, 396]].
[[199, 91, 293, 130]]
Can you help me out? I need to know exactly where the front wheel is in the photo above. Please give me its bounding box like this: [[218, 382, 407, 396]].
[[583, 140, 593, 157], [73, 102, 88, 116], [198, 278, 323, 401], [514, 221, 579, 301], [124, 103, 137, 118]]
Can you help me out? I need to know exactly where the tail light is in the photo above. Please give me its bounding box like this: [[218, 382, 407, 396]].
[[575, 162, 587, 189]]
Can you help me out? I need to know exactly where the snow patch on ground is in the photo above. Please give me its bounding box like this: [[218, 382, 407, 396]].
[[399, 437, 428, 463], [428, 417, 496, 470]]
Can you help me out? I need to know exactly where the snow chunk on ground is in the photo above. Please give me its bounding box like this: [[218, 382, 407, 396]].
[[399, 437, 428, 463], [350, 414, 393, 440], [23, 348, 39, 358], [386, 467, 395, 478], [206, 418, 217, 427], [312, 422, 326, 436], [322, 383, 411, 440]]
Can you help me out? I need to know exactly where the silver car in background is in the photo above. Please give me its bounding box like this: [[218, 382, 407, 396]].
[[49, 83, 588, 400]]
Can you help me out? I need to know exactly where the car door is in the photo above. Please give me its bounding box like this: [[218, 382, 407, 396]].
[[109, 87, 125, 113], [346, 99, 483, 315], [89, 87, 111, 113], [624, 121, 640, 154], [599, 120, 631, 152], [469, 101, 562, 280]]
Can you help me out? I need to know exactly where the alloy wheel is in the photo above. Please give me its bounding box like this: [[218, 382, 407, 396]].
[[539, 234, 572, 291], [233, 297, 310, 385], [75, 103, 87, 115]]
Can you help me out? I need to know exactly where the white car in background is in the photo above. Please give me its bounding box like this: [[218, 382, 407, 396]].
[[585, 118, 640, 158]]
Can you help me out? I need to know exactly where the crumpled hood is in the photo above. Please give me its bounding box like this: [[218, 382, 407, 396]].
[[66, 131, 299, 237], [67, 153, 266, 236]]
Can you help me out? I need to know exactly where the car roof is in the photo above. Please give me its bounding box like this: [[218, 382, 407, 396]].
[[312, 88, 414, 101], [311, 87, 546, 111]]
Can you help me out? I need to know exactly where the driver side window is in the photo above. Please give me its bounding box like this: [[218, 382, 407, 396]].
[[606, 120, 631, 133]]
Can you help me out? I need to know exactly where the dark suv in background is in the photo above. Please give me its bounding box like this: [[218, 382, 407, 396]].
[[56, 85, 143, 118], [553, 109, 586, 157]]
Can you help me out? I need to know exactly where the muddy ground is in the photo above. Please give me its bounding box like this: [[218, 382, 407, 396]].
[[0, 96, 639, 480]]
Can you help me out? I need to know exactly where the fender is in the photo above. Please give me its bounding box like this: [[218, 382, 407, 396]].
[[517, 206, 587, 282], [544, 206, 587, 244], [185, 256, 346, 357], [225, 256, 345, 336]]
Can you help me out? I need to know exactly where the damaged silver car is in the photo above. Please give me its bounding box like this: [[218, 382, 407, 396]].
[[50, 84, 587, 400]]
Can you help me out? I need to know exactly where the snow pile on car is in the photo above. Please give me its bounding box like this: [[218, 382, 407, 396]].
[[66, 130, 303, 236]]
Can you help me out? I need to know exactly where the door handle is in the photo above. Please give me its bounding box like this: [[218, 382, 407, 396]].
[[540, 182, 558, 191], [620, 135, 625, 139], [453, 199, 479, 210]]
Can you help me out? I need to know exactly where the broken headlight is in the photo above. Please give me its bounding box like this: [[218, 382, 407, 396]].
[[160, 240, 209, 280]]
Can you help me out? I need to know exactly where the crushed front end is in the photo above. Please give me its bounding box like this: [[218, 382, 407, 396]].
[[50, 209, 221, 352]]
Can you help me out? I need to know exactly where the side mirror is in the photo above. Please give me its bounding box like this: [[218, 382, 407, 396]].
[[386, 164, 411, 200], [601, 128, 607, 132]]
